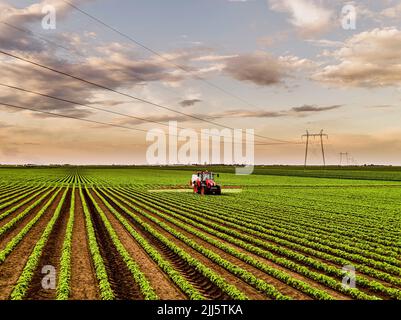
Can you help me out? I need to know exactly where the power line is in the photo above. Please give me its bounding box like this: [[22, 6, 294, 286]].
[[1, 17, 298, 145], [61, 0, 299, 144], [0, 21, 277, 145], [0, 82, 179, 129], [0, 49, 297, 145], [0, 101, 149, 134], [62, 0, 260, 109], [1, 21, 72, 53], [0, 101, 293, 148], [0, 82, 292, 146]]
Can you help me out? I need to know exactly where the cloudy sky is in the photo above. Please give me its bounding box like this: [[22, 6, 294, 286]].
[[0, 0, 401, 165]]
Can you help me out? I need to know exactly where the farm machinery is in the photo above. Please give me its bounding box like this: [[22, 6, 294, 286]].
[[190, 171, 221, 195]]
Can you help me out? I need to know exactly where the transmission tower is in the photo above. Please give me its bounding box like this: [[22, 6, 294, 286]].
[[302, 130, 328, 167], [339, 152, 349, 166]]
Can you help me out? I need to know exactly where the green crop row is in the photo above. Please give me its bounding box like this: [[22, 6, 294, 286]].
[[0, 185, 37, 203], [173, 191, 400, 260], [84, 187, 158, 300], [57, 187, 75, 300], [79, 187, 114, 300], [134, 190, 401, 300], [135, 189, 401, 299], [137, 189, 401, 286], [0, 186, 48, 222], [10, 188, 68, 300], [0, 187, 55, 236], [0, 185, 45, 210], [97, 188, 248, 300], [114, 187, 378, 300], [0, 188, 61, 264], [111, 188, 334, 300], [157, 190, 400, 256], [92, 188, 205, 300], [174, 188, 401, 251], [103, 188, 291, 300]]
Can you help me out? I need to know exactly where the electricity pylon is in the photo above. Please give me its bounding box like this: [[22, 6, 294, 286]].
[[339, 152, 349, 166], [302, 130, 328, 167]]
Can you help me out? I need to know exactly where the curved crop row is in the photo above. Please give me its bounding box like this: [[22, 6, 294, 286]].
[[167, 188, 401, 253]]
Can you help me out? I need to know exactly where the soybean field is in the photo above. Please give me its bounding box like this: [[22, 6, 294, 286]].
[[0, 167, 400, 300]]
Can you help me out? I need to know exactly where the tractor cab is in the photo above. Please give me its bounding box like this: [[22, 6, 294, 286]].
[[190, 171, 221, 195]]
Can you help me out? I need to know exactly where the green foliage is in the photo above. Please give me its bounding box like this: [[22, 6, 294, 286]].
[[0, 187, 60, 264], [93, 188, 204, 300], [0, 167, 400, 300], [79, 187, 114, 300], [57, 187, 75, 300], [99, 188, 248, 300], [84, 187, 158, 300], [10, 188, 67, 300]]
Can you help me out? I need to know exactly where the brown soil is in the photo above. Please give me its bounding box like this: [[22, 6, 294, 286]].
[[97, 188, 266, 300], [69, 189, 99, 300], [25, 188, 71, 299], [83, 188, 143, 300], [89, 189, 185, 300], [0, 189, 63, 299]]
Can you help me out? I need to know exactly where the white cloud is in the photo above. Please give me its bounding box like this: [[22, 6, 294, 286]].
[[268, 0, 333, 36], [381, 2, 401, 18], [192, 54, 238, 62], [314, 27, 401, 87], [307, 39, 344, 48]]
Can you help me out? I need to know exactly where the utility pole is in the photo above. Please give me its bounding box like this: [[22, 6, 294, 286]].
[[302, 130, 328, 167]]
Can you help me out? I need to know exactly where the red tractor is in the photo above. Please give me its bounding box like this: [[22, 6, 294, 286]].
[[190, 171, 221, 195]]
